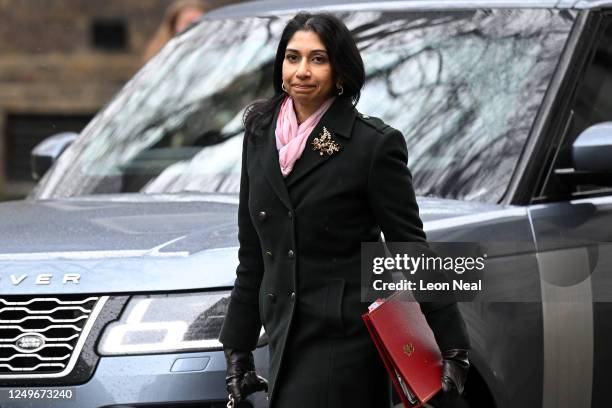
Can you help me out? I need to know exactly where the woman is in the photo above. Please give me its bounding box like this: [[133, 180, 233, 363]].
[[220, 12, 470, 408], [142, 0, 209, 63]]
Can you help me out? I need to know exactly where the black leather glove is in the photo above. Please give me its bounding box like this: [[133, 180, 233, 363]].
[[441, 349, 469, 394], [427, 349, 470, 408], [224, 347, 268, 406]]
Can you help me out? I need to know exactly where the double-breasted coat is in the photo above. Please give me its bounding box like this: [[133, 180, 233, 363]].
[[219, 97, 470, 408]]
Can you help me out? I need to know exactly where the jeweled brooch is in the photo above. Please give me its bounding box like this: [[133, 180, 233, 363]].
[[312, 127, 341, 156]]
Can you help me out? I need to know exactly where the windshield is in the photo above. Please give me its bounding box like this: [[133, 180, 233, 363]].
[[33, 9, 574, 203]]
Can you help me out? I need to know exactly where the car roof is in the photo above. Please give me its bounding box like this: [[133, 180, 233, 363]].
[[206, 0, 612, 19]]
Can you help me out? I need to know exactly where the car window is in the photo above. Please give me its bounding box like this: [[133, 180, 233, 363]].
[[33, 9, 574, 203], [537, 16, 612, 201]]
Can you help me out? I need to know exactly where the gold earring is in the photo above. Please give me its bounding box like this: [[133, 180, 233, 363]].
[[282, 83, 288, 92], [337, 85, 344, 95]]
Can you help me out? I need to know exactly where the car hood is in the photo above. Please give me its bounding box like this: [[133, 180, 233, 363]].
[[0, 194, 528, 294]]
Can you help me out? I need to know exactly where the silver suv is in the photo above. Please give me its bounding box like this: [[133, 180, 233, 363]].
[[3, 1, 612, 407]]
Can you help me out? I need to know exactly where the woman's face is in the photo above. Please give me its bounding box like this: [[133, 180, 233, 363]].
[[282, 30, 336, 108]]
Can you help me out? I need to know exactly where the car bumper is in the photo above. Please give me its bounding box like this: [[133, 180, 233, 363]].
[[0, 348, 269, 408]]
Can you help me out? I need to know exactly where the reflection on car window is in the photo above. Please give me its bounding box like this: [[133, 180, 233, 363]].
[[355, 10, 573, 202], [34, 10, 573, 203]]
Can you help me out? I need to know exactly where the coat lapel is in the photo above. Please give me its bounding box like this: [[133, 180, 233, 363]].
[[261, 109, 294, 210], [284, 98, 357, 188]]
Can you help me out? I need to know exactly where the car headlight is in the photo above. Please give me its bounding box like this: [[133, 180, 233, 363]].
[[98, 291, 266, 355]]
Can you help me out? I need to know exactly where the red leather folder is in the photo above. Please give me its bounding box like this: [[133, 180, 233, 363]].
[[362, 290, 442, 407]]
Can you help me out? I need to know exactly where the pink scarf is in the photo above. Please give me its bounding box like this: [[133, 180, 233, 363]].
[[275, 96, 335, 177]]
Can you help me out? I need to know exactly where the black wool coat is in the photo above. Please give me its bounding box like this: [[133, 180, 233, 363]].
[[220, 97, 470, 408]]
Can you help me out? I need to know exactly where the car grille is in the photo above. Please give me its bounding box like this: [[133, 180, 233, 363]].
[[0, 296, 106, 378]]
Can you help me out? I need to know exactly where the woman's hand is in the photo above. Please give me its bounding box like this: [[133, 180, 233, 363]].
[[441, 349, 469, 394], [224, 347, 268, 406], [427, 349, 470, 407]]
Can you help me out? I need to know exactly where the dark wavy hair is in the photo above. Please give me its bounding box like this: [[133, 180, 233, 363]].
[[244, 12, 365, 136]]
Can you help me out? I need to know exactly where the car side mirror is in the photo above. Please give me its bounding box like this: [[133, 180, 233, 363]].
[[554, 122, 612, 188], [31, 132, 78, 180], [573, 122, 612, 172]]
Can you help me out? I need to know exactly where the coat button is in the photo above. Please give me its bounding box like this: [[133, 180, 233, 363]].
[[287, 250, 295, 259], [290, 292, 296, 301], [267, 293, 277, 303], [265, 250, 273, 258], [258, 211, 267, 221]]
